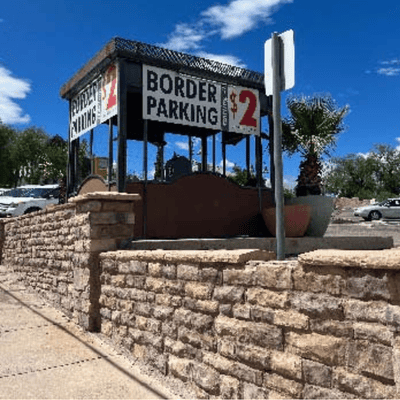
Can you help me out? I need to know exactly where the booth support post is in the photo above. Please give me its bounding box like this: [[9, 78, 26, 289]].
[[246, 136, 251, 181], [143, 119, 148, 239], [201, 135, 207, 172], [108, 119, 113, 190], [89, 129, 93, 174], [117, 59, 127, 193], [212, 134, 216, 173], [222, 140, 226, 176]]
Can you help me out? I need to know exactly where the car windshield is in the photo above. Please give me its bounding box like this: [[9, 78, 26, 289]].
[[0, 187, 59, 199]]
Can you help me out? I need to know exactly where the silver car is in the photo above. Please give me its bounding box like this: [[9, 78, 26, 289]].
[[354, 198, 400, 221], [0, 184, 59, 217]]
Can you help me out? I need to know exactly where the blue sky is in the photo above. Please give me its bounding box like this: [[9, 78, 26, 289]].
[[1, 0, 400, 188]]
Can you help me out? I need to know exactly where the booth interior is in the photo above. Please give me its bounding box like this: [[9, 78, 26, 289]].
[[61, 37, 275, 240]]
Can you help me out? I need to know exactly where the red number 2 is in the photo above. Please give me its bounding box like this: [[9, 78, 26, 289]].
[[239, 90, 257, 128]]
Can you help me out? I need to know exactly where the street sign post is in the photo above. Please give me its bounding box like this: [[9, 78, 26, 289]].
[[265, 29, 295, 260]]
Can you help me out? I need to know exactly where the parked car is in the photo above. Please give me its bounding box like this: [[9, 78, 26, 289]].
[[0, 184, 60, 217], [354, 198, 400, 221]]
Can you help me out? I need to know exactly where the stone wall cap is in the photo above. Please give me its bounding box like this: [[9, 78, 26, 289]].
[[100, 249, 276, 264], [299, 248, 400, 270], [69, 192, 141, 203]]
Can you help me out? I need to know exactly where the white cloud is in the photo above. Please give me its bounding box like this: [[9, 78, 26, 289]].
[[162, 23, 207, 52], [202, 0, 293, 39], [0, 66, 31, 124], [195, 51, 247, 68], [377, 67, 400, 76], [219, 159, 235, 169], [161, 0, 292, 65], [380, 59, 400, 65], [175, 141, 189, 151]]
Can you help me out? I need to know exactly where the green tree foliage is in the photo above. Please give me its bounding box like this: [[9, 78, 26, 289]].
[[324, 144, 400, 200], [0, 122, 69, 187], [0, 122, 17, 187], [227, 164, 258, 187], [282, 94, 349, 196]]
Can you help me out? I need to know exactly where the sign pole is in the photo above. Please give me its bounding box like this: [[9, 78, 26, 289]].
[[272, 32, 286, 260], [108, 119, 113, 191]]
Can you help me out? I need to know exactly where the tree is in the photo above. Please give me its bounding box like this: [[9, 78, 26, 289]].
[[0, 122, 17, 187], [324, 144, 400, 200], [282, 94, 349, 196], [227, 164, 258, 187]]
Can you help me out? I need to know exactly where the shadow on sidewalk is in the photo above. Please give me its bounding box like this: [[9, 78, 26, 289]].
[[0, 282, 167, 399]]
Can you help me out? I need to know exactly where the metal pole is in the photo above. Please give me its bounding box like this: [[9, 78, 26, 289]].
[[201, 135, 207, 172], [117, 59, 127, 193], [143, 119, 148, 239], [256, 134, 263, 214], [189, 135, 193, 171], [89, 129, 93, 175], [222, 138, 226, 176], [108, 119, 113, 191], [66, 102, 71, 202], [272, 32, 285, 259], [212, 134, 216, 173], [246, 136, 250, 182]]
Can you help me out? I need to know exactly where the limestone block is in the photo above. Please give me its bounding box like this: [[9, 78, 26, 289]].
[[128, 260, 147, 274], [163, 279, 184, 296], [76, 200, 102, 213], [223, 267, 255, 286], [213, 286, 245, 303], [333, 367, 396, 398], [185, 282, 214, 300], [183, 297, 219, 315], [242, 382, 268, 399], [164, 337, 199, 359], [346, 340, 394, 380], [177, 264, 199, 280], [90, 224, 133, 240], [148, 262, 163, 277], [101, 320, 113, 337], [202, 351, 263, 386], [290, 292, 344, 319], [269, 350, 302, 380], [219, 339, 270, 370], [146, 277, 164, 292], [246, 288, 290, 309], [273, 309, 309, 330], [214, 315, 283, 350], [263, 373, 303, 399], [292, 264, 345, 295], [162, 322, 178, 340], [178, 327, 216, 352], [128, 328, 163, 351], [168, 355, 194, 382], [353, 322, 394, 345], [285, 332, 347, 366], [132, 344, 167, 375], [155, 293, 182, 307], [101, 201, 133, 212], [344, 272, 391, 301], [125, 275, 146, 289], [310, 319, 353, 338], [250, 305, 275, 324], [254, 263, 292, 290], [299, 249, 400, 270], [200, 267, 222, 284], [110, 274, 125, 287], [152, 305, 175, 321], [134, 302, 152, 317], [232, 304, 251, 320], [220, 375, 240, 399], [302, 384, 356, 399], [344, 299, 398, 325], [302, 359, 332, 388], [192, 362, 220, 395]]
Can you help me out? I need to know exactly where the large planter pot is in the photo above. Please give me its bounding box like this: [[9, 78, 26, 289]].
[[286, 195, 335, 237], [262, 204, 312, 237]]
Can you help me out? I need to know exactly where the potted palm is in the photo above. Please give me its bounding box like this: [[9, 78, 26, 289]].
[[282, 94, 349, 236]]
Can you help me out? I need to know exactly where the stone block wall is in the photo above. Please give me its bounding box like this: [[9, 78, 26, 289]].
[[99, 248, 400, 399], [0, 192, 140, 331]]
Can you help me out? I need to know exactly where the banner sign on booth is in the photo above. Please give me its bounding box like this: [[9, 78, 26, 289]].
[[143, 65, 260, 135], [100, 63, 118, 123], [69, 78, 101, 141]]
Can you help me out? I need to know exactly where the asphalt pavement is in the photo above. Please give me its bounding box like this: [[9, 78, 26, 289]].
[[0, 265, 181, 400]]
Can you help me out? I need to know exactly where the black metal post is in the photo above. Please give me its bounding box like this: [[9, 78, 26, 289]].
[[212, 134, 216, 173], [201, 135, 207, 172], [222, 140, 226, 176], [246, 135, 250, 182], [143, 119, 148, 239], [108, 119, 113, 190], [89, 129, 93, 175], [117, 59, 127, 193]]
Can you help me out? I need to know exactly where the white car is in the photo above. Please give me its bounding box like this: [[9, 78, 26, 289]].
[[0, 184, 59, 217], [354, 198, 400, 221]]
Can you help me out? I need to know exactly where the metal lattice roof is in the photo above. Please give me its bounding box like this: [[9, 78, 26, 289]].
[[60, 37, 265, 99]]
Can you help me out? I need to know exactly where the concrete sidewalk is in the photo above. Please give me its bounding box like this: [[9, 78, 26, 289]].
[[0, 266, 183, 399]]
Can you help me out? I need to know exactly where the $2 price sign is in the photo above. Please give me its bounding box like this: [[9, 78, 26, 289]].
[[228, 86, 260, 135]]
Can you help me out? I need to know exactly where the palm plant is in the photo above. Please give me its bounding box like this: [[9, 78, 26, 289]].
[[282, 94, 349, 196]]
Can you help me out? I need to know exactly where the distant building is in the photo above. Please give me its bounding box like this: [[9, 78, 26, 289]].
[[165, 153, 192, 182]]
